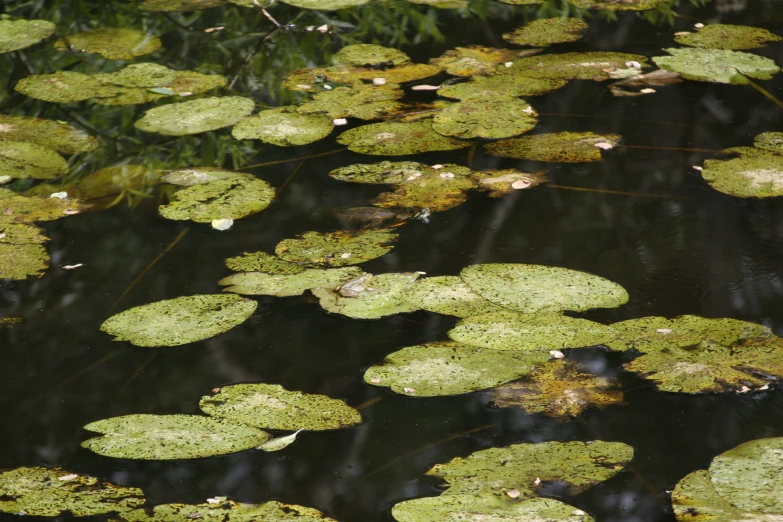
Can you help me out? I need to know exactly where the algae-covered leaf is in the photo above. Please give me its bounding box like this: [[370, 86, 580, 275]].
[[312, 272, 420, 319], [566, 0, 667, 9], [297, 85, 405, 120], [700, 147, 783, 198], [0, 223, 50, 280], [460, 263, 629, 313], [0, 141, 68, 180], [135, 96, 255, 135], [95, 68, 227, 106], [0, 19, 55, 54], [284, 64, 440, 91], [430, 46, 537, 76], [393, 495, 594, 522], [0, 467, 144, 517], [117, 499, 337, 521], [55, 28, 161, 60], [15, 71, 122, 103], [485, 131, 621, 162], [428, 440, 633, 499], [219, 267, 364, 296], [82, 414, 268, 460], [438, 74, 567, 100], [280, 0, 368, 9], [338, 121, 471, 155], [95, 63, 176, 88], [159, 176, 275, 223], [431, 97, 538, 139], [408, 0, 467, 8], [508, 52, 648, 81], [275, 228, 398, 267], [503, 18, 588, 47], [0, 115, 98, 155], [139, 0, 226, 11], [754, 132, 783, 155], [100, 294, 257, 347], [161, 166, 252, 186], [472, 168, 548, 196], [232, 107, 334, 146], [675, 24, 781, 51], [334, 44, 411, 67], [0, 188, 88, 224], [258, 430, 303, 452], [200, 383, 361, 430], [329, 161, 432, 184], [225, 251, 307, 274], [401, 276, 509, 317], [364, 341, 549, 396], [372, 165, 476, 211], [671, 469, 752, 522], [653, 48, 779, 84]]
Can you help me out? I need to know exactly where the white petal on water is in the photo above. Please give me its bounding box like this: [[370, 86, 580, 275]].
[[333, 118, 348, 126], [50, 192, 68, 199], [211, 218, 234, 231], [373, 78, 387, 85]]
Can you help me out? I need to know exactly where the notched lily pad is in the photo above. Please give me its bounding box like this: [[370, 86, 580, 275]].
[[0, 19, 55, 54], [135, 96, 255, 135], [0, 188, 88, 224], [653, 47, 780, 84], [0, 141, 68, 180], [232, 107, 334, 146], [485, 131, 621, 162], [401, 276, 509, 317], [393, 496, 594, 522], [338, 121, 471, 155], [55, 28, 161, 60], [438, 74, 567, 100], [15, 71, 122, 103], [275, 228, 398, 267], [503, 18, 588, 47], [0, 223, 50, 280], [675, 24, 781, 50], [431, 97, 538, 139], [334, 44, 411, 67], [159, 175, 274, 223], [118, 499, 337, 521], [219, 267, 364, 296], [430, 46, 538, 76], [0, 115, 98, 155], [700, 145, 783, 198], [312, 272, 420, 319], [472, 168, 548, 196], [508, 52, 648, 81], [225, 251, 307, 274]]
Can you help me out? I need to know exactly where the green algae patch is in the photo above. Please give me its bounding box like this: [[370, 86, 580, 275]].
[[430, 46, 536, 77], [431, 97, 538, 139], [118, 499, 337, 521], [675, 24, 781, 51], [566, 0, 667, 9], [334, 44, 410, 67], [15, 71, 122, 103], [312, 272, 420, 319], [508, 52, 648, 81], [489, 359, 624, 419], [0, 188, 88, 224], [438, 74, 567, 100], [393, 496, 594, 522], [0, 141, 68, 180], [297, 85, 405, 120], [0, 19, 55, 54], [219, 267, 364, 297], [364, 341, 549, 396], [225, 251, 307, 274], [485, 131, 620, 162], [100, 294, 257, 347], [338, 121, 470, 155], [473, 168, 548, 196], [55, 28, 161, 59], [159, 176, 274, 223], [0, 223, 49, 280], [275, 228, 398, 267], [401, 276, 509, 317], [428, 440, 633, 499], [280, 0, 368, 10], [135, 96, 254, 135], [653, 48, 779, 84], [700, 147, 783, 198], [503, 18, 588, 47], [0, 115, 98, 155], [460, 263, 629, 313], [200, 383, 361, 431], [139, 0, 226, 10], [0, 466, 144, 517], [82, 414, 268, 460], [232, 107, 334, 146]]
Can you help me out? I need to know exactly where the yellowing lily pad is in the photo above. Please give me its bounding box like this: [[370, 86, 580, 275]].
[[485, 131, 621, 162], [700, 146, 783, 198], [29, 165, 160, 205], [135, 96, 255, 135], [219, 267, 364, 296], [472, 168, 548, 196], [393, 496, 594, 522], [232, 107, 334, 146], [0, 19, 55, 54], [754, 132, 783, 154], [652, 48, 780, 84], [430, 46, 536, 76], [566, 0, 667, 9], [225, 251, 307, 274], [0, 141, 68, 180], [438, 74, 567, 100], [81, 414, 269, 460], [401, 276, 509, 317], [199, 383, 361, 430], [159, 176, 274, 223], [55, 28, 161, 60], [431, 97, 538, 139], [0, 188, 88, 224], [503, 18, 588, 47], [100, 294, 257, 347], [297, 85, 405, 120], [338, 120, 471, 155], [118, 499, 337, 521], [674, 24, 781, 50], [312, 272, 420, 319], [15, 71, 122, 103], [0, 223, 49, 280], [334, 44, 411, 67], [275, 228, 398, 267], [0, 115, 98, 155], [508, 52, 648, 81]]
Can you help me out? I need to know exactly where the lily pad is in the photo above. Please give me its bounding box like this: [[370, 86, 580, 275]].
[[232, 107, 334, 146], [219, 267, 364, 296], [0, 141, 68, 180], [96, 69, 227, 105], [95, 63, 176, 88], [675, 24, 781, 50], [0, 19, 55, 54], [338, 120, 470, 155], [55, 28, 161, 60], [754, 132, 783, 154], [438, 74, 567, 99], [460, 263, 629, 313], [700, 147, 783, 198], [393, 496, 594, 522], [28, 165, 161, 203], [284, 64, 440, 91], [431, 97, 538, 139], [401, 276, 509, 317], [297, 85, 405, 120], [118, 499, 337, 521], [82, 414, 268, 460], [329, 161, 434, 184], [0, 466, 144, 517], [0, 223, 49, 280], [312, 272, 420, 319], [0, 188, 88, 224], [364, 341, 549, 396], [161, 166, 252, 186], [15, 71, 122, 103], [225, 251, 307, 274], [275, 228, 398, 267], [671, 469, 751, 522], [135, 96, 255, 135], [430, 46, 535, 76], [472, 168, 548, 196], [375, 166, 476, 211], [566, 0, 667, 9], [138, 0, 226, 11], [200, 383, 361, 430], [652, 48, 780, 84], [334, 44, 411, 67], [159, 176, 275, 223], [100, 294, 257, 347], [485, 131, 621, 162], [503, 18, 588, 47], [0, 115, 99, 155], [508, 52, 648, 81], [280, 0, 369, 9]]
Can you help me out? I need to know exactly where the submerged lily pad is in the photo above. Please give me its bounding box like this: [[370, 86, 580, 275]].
[[485, 131, 621, 162], [0, 224, 49, 280], [15, 71, 122, 103], [275, 229, 398, 267], [312, 272, 420, 319], [675, 24, 781, 50], [55, 28, 161, 60], [364, 341, 549, 396], [135, 96, 255, 135], [118, 499, 337, 521], [508, 52, 648, 81], [393, 496, 593, 522], [0, 141, 68, 180], [82, 414, 268, 460], [438, 74, 567, 99], [566, 0, 667, 9], [232, 107, 334, 146], [700, 147, 783, 198], [297, 85, 405, 120], [401, 276, 509, 317], [200, 383, 361, 430], [0, 115, 98, 155], [338, 121, 470, 155], [652, 48, 780, 84], [0, 19, 55, 54], [334, 44, 410, 67], [460, 263, 629, 313], [0, 318, 21, 327], [503, 18, 588, 47], [0, 466, 144, 517], [100, 294, 257, 347], [0, 188, 88, 224], [280, 0, 368, 9], [431, 97, 538, 139], [219, 267, 363, 296], [28, 165, 160, 204], [159, 176, 274, 223], [472, 168, 548, 196], [430, 46, 536, 76], [225, 251, 306, 274]]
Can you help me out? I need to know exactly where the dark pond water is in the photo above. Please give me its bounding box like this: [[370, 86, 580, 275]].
[[4, 0, 783, 520]]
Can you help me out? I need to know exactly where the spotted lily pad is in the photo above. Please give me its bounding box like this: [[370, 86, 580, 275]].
[[430, 46, 536, 76], [275, 229, 398, 267], [297, 85, 405, 120], [82, 414, 268, 460], [200, 383, 361, 430], [393, 496, 593, 522], [0, 188, 88, 224], [284, 64, 440, 91], [0, 224, 49, 280], [503, 18, 588, 47], [96, 69, 227, 106], [312, 272, 420, 319], [232, 107, 334, 146], [401, 276, 509, 317], [15, 71, 122, 103], [338, 121, 470, 155], [0, 19, 55, 54], [219, 267, 364, 296], [118, 499, 337, 521], [472, 169, 548, 196], [700, 146, 783, 198], [374, 166, 475, 211], [95, 63, 176, 88], [485, 131, 621, 162], [0, 115, 98, 155], [754, 132, 783, 154], [225, 251, 307, 274], [438, 74, 567, 100], [100, 294, 257, 347], [139, 0, 226, 10], [329, 161, 436, 184], [159, 176, 275, 223], [652, 48, 780, 84], [55, 28, 161, 60], [280, 0, 369, 9], [508, 52, 648, 81], [135, 96, 255, 135], [675, 24, 781, 50], [565, 0, 667, 9], [0, 466, 144, 517], [431, 97, 538, 139], [334, 44, 411, 67], [0, 141, 68, 180], [161, 167, 252, 186]]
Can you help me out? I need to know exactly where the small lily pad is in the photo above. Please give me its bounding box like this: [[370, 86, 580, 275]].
[[431, 97, 538, 139], [0, 19, 55, 54], [55, 28, 161, 60], [0, 141, 68, 180], [275, 228, 398, 267], [219, 267, 364, 296], [375, 165, 476, 211], [329, 161, 434, 184], [200, 383, 361, 430], [338, 121, 471, 155], [0, 224, 49, 280], [159, 176, 275, 223], [0, 115, 98, 154], [135, 96, 255, 135], [162, 166, 252, 186], [503, 18, 588, 47], [100, 294, 257, 347], [438, 74, 567, 100], [393, 496, 594, 522], [334, 44, 411, 67], [401, 276, 509, 317], [652, 47, 780, 84], [472, 168, 548, 196], [566, 0, 667, 9], [700, 146, 783, 198], [430, 46, 535, 76], [280, 0, 369, 9], [485, 131, 621, 162], [15, 71, 122, 103], [508, 52, 648, 81], [0, 188, 88, 224], [82, 414, 269, 460], [232, 107, 334, 146], [225, 251, 307, 274], [95, 63, 176, 88], [674, 24, 781, 50], [118, 499, 337, 521], [312, 272, 420, 319], [297, 85, 405, 120]]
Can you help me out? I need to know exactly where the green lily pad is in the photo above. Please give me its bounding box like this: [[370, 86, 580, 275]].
[[675, 24, 781, 50], [0, 19, 55, 54], [329, 161, 432, 184], [430, 46, 537, 76], [0, 223, 49, 280], [393, 496, 593, 522], [139, 0, 226, 11], [159, 176, 275, 223], [297, 85, 405, 120], [100, 294, 257, 347], [472, 168, 548, 196], [566, 0, 667, 9], [671, 469, 750, 522], [118, 499, 337, 521], [460, 263, 629, 313], [161, 167, 251, 186], [225, 251, 307, 274], [438, 73, 567, 100], [334, 44, 411, 67], [0, 188, 89, 224], [0, 141, 68, 180], [364, 341, 549, 396], [200, 383, 361, 430], [489, 359, 624, 419], [0, 466, 144, 517], [275, 228, 398, 267], [95, 63, 176, 88], [485, 131, 621, 162], [284, 64, 441, 91], [508, 52, 648, 81], [0, 115, 98, 155], [408, 0, 467, 8], [497, 0, 542, 3], [754, 132, 783, 154], [652, 48, 780, 84], [219, 267, 364, 296], [82, 414, 269, 460], [55, 28, 161, 60], [280, 0, 368, 9], [401, 276, 509, 317], [96, 69, 227, 105], [15, 71, 122, 103], [700, 147, 783, 198], [312, 272, 420, 319], [375, 165, 476, 211], [503, 18, 588, 47], [448, 311, 620, 352], [428, 440, 634, 499], [431, 97, 538, 139], [135, 96, 255, 135], [338, 120, 471, 156], [232, 107, 334, 146]]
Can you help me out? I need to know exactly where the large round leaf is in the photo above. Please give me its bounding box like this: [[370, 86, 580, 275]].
[[232, 107, 334, 146], [700, 147, 783, 198], [393, 496, 593, 522], [671, 469, 754, 522], [135, 96, 255, 135], [312, 272, 420, 319], [334, 44, 411, 67], [15, 71, 122, 103], [438, 74, 567, 100], [431, 97, 538, 139], [219, 267, 363, 296], [674, 24, 781, 51], [709, 438, 783, 514], [401, 276, 509, 317], [225, 251, 307, 274], [275, 228, 398, 267], [159, 176, 275, 223], [54, 28, 161, 60], [485, 131, 620, 162], [507, 52, 648, 81], [430, 46, 535, 76], [0, 141, 68, 180], [337, 121, 471, 155], [297, 85, 404, 121], [0, 19, 55, 54], [0, 115, 98, 155], [652, 48, 780, 84]]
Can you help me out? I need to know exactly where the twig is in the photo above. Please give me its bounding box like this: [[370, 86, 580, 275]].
[[240, 148, 345, 170], [548, 184, 686, 199]]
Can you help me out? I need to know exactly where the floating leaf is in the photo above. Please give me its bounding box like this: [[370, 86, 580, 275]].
[[674, 24, 781, 50], [96, 69, 227, 105], [0, 19, 55, 54], [82, 414, 268, 460], [297, 85, 405, 120], [330, 161, 433, 184], [28, 165, 161, 205], [258, 429, 303, 452], [438, 74, 567, 100], [700, 146, 783, 198], [430, 46, 536, 76], [408, 0, 468, 8], [0, 115, 98, 155], [393, 495, 593, 522], [754, 132, 783, 155], [280, 0, 369, 9], [159, 176, 275, 223], [503, 18, 588, 47], [431, 97, 538, 139], [566, 0, 667, 9], [338, 120, 470, 155], [135, 96, 255, 135], [0, 223, 49, 280], [161, 166, 251, 186], [312, 272, 420, 319], [139, 0, 226, 11], [460, 263, 629, 313], [0, 467, 144, 517], [364, 341, 549, 396], [401, 276, 509, 317], [95, 63, 176, 88], [55, 28, 161, 60], [275, 228, 398, 267], [0, 188, 88, 224], [232, 107, 334, 146], [497, 0, 542, 3], [486, 131, 620, 162], [671, 469, 757, 522], [200, 383, 361, 430], [508, 52, 648, 81], [15, 71, 122, 103], [284, 64, 440, 91], [652, 48, 780, 84], [118, 499, 337, 521], [472, 168, 548, 196], [100, 294, 257, 347], [334, 44, 411, 67], [0, 141, 68, 180], [219, 267, 364, 296], [225, 251, 307, 274]]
